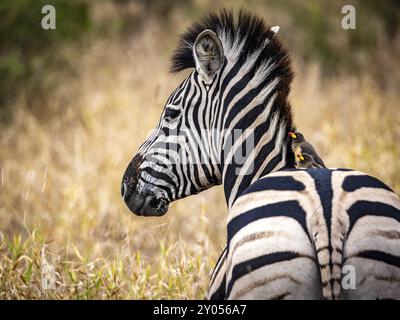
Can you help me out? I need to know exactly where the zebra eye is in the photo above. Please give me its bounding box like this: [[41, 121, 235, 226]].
[[164, 107, 181, 122]]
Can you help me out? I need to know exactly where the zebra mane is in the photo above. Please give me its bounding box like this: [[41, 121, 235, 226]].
[[170, 9, 295, 162]]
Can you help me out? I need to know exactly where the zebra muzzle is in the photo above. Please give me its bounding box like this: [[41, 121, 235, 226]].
[[123, 187, 169, 217]]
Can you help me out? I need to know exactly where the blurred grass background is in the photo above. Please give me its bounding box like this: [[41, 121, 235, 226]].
[[0, 0, 399, 299]]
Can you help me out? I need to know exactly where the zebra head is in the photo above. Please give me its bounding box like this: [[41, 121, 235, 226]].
[[122, 10, 295, 216], [122, 30, 225, 216]]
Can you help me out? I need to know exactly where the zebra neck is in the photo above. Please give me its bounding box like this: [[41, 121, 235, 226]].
[[220, 112, 294, 208], [206, 46, 295, 208]]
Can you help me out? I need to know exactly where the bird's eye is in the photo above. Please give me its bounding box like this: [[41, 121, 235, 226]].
[[164, 107, 181, 122]]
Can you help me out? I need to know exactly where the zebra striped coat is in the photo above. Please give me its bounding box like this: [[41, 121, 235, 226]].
[[208, 169, 400, 299], [121, 10, 400, 299]]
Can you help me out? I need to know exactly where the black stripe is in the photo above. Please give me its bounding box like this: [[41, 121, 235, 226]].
[[137, 177, 173, 201], [244, 176, 305, 194], [316, 246, 329, 254], [224, 115, 278, 202], [178, 163, 186, 198], [230, 175, 305, 205], [201, 82, 209, 138], [259, 152, 284, 179], [141, 167, 177, 192], [209, 249, 227, 300], [226, 102, 266, 132], [192, 164, 203, 190], [227, 200, 309, 242], [210, 58, 227, 105], [201, 163, 215, 186], [222, 121, 278, 203], [342, 174, 393, 193], [209, 277, 226, 300], [306, 169, 333, 235], [219, 61, 245, 100], [223, 80, 276, 130], [209, 61, 224, 132], [226, 251, 301, 297], [350, 250, 400, 268], [190, 73, 203, 135], [180, 76, 192, 112], [170, 165, 181, 195], [270, 292, 290, 300], [305, 169, 334, 290], [320, 262, 342, 269], [347, 201, 400, 234], [182, 163, 190, 196], [222, 72, 255, 117], [334, 247, 343, 254]]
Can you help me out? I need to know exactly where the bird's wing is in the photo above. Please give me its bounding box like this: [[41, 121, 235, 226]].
[[301, 142, 326, 168], [301, 148, 326, 168], [314, 155, 326, 168], [299, 141, 317, 154]]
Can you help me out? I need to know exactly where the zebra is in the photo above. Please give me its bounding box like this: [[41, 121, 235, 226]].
[[121, 10, 400, 299]]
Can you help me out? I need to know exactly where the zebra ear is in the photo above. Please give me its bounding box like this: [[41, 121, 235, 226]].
[[193, 29, 224, 84]]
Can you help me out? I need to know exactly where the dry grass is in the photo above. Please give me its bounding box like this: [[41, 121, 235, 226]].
[[292, 64, 400, 192], [0, 15, 399, 299]]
